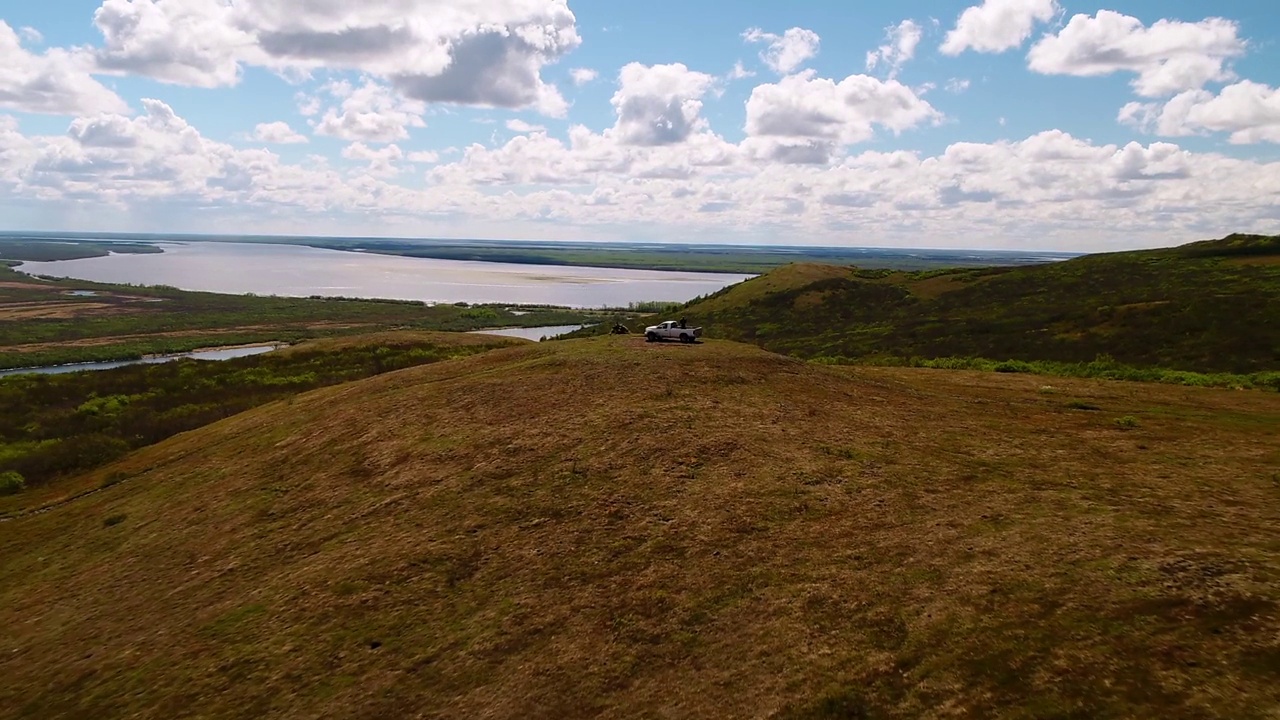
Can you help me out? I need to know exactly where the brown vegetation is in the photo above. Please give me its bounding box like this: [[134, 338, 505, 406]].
[[2, 336, 1278, 718]]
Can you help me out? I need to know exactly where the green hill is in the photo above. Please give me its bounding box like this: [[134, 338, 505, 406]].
[[3, 336, 1279, 718], [667, 234, 1280, 375]]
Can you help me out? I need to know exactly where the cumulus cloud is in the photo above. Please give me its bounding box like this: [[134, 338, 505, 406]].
[[1027, 11, 1246, 97], [341, 141, 403, 177], [743, 27, 820, 75], [92, 0, 252, 87], [406, 150, 440, 164], [940, 0, 1059, 55], [253, 121, 307, 144], [89, 0, 581, 116], [570, 68, 598, 86], [744, 71, 943, 164], [608, 63, 717, 146], [866, 20, 923, 79], [4, 99, 1279, 248], [309, 80, 426, 143], [1120, 81, 1280, 144], [507, 119, 546, 133], [727, 61, 755, 81], [0, 21, 128, 115], [946, 78, 972, 94]]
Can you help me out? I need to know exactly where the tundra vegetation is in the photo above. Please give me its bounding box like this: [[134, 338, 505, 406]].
[[0, 333, 523, 510], [574, 234, 1280, 389], [1, 338, 1277, 718], [1, 234, 1278, 718]]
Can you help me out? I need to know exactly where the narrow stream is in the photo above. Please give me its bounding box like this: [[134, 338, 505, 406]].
[[0, 345, 280, 378]]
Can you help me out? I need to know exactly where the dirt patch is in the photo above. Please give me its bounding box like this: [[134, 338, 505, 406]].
[[0, 301, 136, 321]]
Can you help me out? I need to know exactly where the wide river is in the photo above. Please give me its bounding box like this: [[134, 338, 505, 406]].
[[20, 242, 751, 307]]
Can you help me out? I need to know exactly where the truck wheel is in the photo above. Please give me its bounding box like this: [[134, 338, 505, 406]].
[[679, 333, 690, 343], [646, 332, 658, 342]]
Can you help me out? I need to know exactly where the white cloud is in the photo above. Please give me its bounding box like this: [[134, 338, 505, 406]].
[[866, 20, 923, 79], [0, 21, 128, 116], [3, 99, 1279, 248], [1120, 81, 1280, 144], [506, 119, 546, 133], [946, 78, 972, 94], [727, 61, 755, 81], [296, 93, 321, 117], [92, 0, 252, 87], [941, 0, 1059, 55], [406, 150, 439, 164], [89, 0, 580, 116], [18, 27, 43, 45], [1027, 11, 1246, 97], [341, 142, 403, 177], [744, 71, 943, 164], [310, 80, 426, 143], [253, 121, 307, 144], [743, 27, 821, 75], [608, 63, 717, 147], [570, 68, 598, 86]]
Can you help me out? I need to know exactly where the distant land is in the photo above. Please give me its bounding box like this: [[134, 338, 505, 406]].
[[0, 231, 1080, 274]]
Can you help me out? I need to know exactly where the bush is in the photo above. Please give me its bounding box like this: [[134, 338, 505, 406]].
[[994, 360, 1032, 373], [1114, 415, 1140, 429], [0, 470, 25, 495]]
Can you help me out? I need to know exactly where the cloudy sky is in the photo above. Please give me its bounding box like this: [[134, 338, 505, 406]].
[[1, 0, 1277, 251]]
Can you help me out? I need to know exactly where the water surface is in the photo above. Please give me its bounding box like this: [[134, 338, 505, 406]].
[[21, 242, 750, 308], [0, 345, 278, 378], [470, 325, 589, 342]]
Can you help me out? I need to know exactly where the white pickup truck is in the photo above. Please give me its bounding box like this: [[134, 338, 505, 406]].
[[645, 320, 702, 343]]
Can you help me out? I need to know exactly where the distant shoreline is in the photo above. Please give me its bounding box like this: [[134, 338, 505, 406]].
[[0, 233, 1079, 275]]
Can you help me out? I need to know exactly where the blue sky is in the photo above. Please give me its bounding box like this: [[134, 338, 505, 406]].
[[0, 0, 1277, 250]]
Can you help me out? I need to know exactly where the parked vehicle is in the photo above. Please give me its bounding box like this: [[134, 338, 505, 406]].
[[645, 320, 702, 343]]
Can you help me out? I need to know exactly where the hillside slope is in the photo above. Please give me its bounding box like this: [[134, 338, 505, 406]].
[[2, 337, 1279, 718], [672, 234, 1280, 373]]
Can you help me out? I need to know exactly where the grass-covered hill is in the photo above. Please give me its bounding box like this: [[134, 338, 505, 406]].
[[3, 336, 1279, 718], [666, 234, 1280, 375]]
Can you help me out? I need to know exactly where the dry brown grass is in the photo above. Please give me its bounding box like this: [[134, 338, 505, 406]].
[[276, 330, 529, 357], [2, 337, 1278, 719], [0, 301, 128, 320]]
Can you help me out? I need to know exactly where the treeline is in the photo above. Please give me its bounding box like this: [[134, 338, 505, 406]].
[[0, 337, 513, 491]]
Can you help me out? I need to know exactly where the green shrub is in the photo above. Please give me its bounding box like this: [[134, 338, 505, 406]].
[[0, 471, 25, 495], [1114, 415, 1140, 429], [103, 513, 127, 527]]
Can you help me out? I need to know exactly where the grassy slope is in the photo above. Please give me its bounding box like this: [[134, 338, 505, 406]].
[[666, 234, 1280, 374], [0, 331, 527, 509], [2, 337, 1279, 718]]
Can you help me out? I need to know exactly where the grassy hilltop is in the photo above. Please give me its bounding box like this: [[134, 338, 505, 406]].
[[629, 234, 1280, 378], [3, 336, 1279, 718]]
